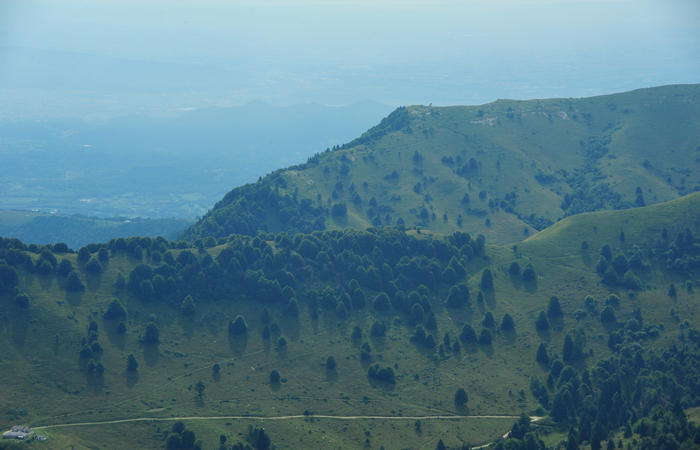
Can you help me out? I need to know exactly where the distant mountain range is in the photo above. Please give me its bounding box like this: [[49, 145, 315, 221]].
[[185, 84, 700, 244]]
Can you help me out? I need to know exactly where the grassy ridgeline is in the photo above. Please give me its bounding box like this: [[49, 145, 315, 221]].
[[185, 84, 700, 244]]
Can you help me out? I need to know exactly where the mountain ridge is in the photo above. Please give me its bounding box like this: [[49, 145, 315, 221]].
[[184, 83, 700, 243]]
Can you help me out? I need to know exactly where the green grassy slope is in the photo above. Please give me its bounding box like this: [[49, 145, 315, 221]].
[[184, 84, 700, 244], [1, 195, 699, 448], [521, 191, 700, 258]]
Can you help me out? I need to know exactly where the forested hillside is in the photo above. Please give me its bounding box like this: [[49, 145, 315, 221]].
[[1, 193, 699, 448], [184, 84, 700, 244]]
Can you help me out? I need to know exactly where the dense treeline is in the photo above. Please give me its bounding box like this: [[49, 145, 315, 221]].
[[659, 228, 700, 274], [488, 332, 700, 449], [512, 326, 700, 450], [183, 173, 326, 239], [594, 227, 699, 291], [122, 229, 485, 320], [0, 235, 195, 300], [0, 228, 485, 318]]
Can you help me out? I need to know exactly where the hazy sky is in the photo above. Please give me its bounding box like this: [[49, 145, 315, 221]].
[[1, 0, 699, 118]]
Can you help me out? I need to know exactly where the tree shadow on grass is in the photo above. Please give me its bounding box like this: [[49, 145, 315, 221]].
[[142, 343, 159, 367], [370, 335, 388, 353], [502, 329, 517, 345], [104, 320, 126, 350], [602, 321, 620, 335], [462, 342, 479, 355], [413, 344, 439, 361], [446, 306, 474, 326], [10, 309, 29, 347], [85, 274, 101, 292], [86, 373, 104, 394], [476, 299, 486, 315], [279, 316, 300, 342], [536, 328, 551, 342], [23, 272, 36, 287], [523, 279, 538, 294], [178, 314, 195, 341], [275, 344, 288, 361], [537, 359, 551, 372], [310, 311, 320, 334], [325, 369, 338, 383], [228, 333, 248, 357], [360, 354, 373, 371], [333, 214, 348, 227], [455, 405, 470, 416], [334, 318, 350, 339], [125, 371, 139, 389], [479, 344, 494, 357], [200, 312, 221, 337], [580, 248, 592, 268], [38, 275, 54, 291], [549, 316, 565, 333], [367, 378, 396, 392], [509, 273, 523, 291], [65, 291, 83, 307], [483, 290, 497, 310]]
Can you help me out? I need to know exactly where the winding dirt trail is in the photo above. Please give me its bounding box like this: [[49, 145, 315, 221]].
[[34, 414, 543, 449], [35, 414, 543, 430]]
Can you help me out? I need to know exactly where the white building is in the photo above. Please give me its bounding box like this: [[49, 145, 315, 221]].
[[2, 425, 32, 440]]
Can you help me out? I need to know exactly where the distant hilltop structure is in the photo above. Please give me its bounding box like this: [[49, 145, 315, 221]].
[[3, 425, 32, 440]]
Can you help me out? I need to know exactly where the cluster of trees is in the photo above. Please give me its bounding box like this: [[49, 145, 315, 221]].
[[104, 299, 127, 321], [79, 320, 105, 375], [118, 229, 486, 332], [534, 296, 563, 332], [606, 307, 662, 352], [596, 244, 646, 290], [0, 251, 33, 309], [560, 180, 626, 216], [454, 157, 479, 178], [508, 262, 537, 282], [165, 422, 201, 450], [184, 173, 326, 239], [219, 426, 272, 450], [455, 318, 513, 348], [659, 228, 699, 275], [491, 414, 546, 450], [367, 364, 396, 384], [113, 229, 500, 378], [0, 236, 181, 297], [528, 324, 700, 449]]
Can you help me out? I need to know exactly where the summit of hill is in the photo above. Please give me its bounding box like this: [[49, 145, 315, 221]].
[[184, 84, 700, 243]]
